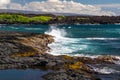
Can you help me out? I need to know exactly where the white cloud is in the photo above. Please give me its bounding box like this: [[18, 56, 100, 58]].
[[48, 0, 60, 2], [8, 3, 23, 10], [0, 0, 11, 5], [95, 4, 120, 8], [0, 0, 116, 16], [94, 4, 120, 15], [0, 0, 11, 9]]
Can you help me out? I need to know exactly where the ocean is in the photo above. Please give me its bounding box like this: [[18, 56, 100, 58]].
[[0, 24, 120, 80], [1, 24, 120, 56]]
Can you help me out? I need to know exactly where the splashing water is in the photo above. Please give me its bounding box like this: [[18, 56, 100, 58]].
[[45, 26, 67, 39], [45, 26, 87, 55]]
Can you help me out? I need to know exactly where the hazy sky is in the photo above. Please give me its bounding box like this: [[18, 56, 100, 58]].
[[0, 0, 120, 16]]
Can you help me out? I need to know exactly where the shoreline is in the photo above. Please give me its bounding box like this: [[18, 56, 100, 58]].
[[0, 31, 120, 80]]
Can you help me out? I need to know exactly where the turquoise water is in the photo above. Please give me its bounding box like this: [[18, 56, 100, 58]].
[[0, 24, 120, 55]]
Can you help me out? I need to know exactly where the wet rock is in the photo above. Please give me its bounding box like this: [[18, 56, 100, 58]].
[[95, 56, 119, 64], [47, 61, 56, 67], [34, 61, 48, 66], [43, 69, 95, 80], [0, 31, 54, 69]]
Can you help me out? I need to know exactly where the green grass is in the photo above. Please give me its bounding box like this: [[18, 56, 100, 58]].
[[77, 18, 89, 20], [0, 14, 53, 23], [31, 16, 53, 22], [57, 16, 65, 20]]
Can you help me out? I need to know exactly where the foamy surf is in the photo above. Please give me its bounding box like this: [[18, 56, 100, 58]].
[[45, 26, 88, 55], [93, 67, 120, 74], [45, 26, 120, 65], [85, 38, 119, 40]]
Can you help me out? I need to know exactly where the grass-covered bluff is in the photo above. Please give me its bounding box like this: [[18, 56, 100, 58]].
[[0, 14, 53, 23]]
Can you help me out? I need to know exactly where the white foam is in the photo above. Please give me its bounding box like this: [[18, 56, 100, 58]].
[[73, 54, 100, 58], [86, 38, 119, 40], [25, 28, 42, 30], [115, 23, 120, 25], [45, 26, 67, 39], [68, 26, 71, 28], [93, 67, 120, 74], [112, 56, 120, 65], [11, 27, 19, 29], [45, 26, 88, 55]]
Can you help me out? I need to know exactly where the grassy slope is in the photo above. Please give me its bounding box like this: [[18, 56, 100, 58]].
[[0, 14, 53, 23]]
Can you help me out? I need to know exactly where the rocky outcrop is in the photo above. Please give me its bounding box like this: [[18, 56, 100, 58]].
[[0, 31, 54, 69], [43, 69, 95, 80]]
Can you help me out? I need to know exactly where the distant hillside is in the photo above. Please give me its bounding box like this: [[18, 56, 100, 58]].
[[0, 12, 120, 24], [0, 9, 91, 16]]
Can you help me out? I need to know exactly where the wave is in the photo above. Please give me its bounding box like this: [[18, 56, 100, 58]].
[[93, 67, 120, 74], [25, 28, 42, 30], [45, 26, 120, 65], [11, 27, 19, 29], [85, 38, 119, 40], [115, 23, 120, 25], [45, 26, 88, 55], [114, 56, 120, 65]]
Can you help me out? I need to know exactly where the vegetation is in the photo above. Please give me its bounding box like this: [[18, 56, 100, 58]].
[[0, 14, 53, 23], [31, 16, 53, 22], [77, 17, 89, 20], [57, 16, 65, 20]]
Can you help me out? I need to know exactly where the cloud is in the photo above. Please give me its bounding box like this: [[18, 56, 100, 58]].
[[0, 0, 11, 5], [0, 0, 11, 9], [94, 4, 120, 15], [48, 0, 60, 2], [95, 4, 120, 8], [0, 0, 116, 16]]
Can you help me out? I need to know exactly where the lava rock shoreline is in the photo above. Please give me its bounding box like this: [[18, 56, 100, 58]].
[[0, 31, 120, 80]]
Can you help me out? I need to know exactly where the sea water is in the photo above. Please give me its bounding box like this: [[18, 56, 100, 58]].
[[0, 69, 50, 80], [0, 24, 120, 56]]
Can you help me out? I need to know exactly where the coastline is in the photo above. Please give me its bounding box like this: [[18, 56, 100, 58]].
[[0, 31, 120, 80], [0, 13, 120, 25]]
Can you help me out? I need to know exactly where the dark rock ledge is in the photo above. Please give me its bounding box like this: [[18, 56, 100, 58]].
[[0, 31, 119, 80]]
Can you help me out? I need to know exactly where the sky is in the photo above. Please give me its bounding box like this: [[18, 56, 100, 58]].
[[11, 0, 120, 4], [0, 0, 120, 16]]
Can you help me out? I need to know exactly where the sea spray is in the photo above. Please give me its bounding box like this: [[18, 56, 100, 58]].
[[45, 26, 67, 39], [45, 26, 87, 55], [93, 67, 120, 74]]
